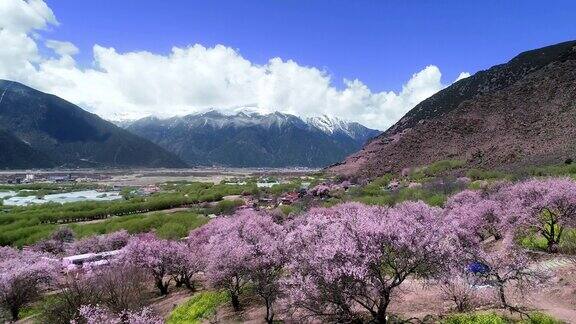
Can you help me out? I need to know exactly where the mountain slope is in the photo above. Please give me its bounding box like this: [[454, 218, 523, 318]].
[[0, 129, 55, 169], [124, 111, 380, 167], [0, 80, 187, 168], [329, 40, 576, 178]]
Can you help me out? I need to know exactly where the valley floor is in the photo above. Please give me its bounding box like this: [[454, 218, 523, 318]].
[[0, 167, 319, 186]]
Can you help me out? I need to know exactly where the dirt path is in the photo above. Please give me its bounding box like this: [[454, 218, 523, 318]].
[[133, 206, 193, 217], [532, 256, 574, 271], [527, 262, 576, 323], [74, 216, 119, 225], [531, 297, 576, 323], [150, 289, 194, 320]]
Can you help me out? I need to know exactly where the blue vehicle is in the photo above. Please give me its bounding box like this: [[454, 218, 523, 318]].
[[468, 261, 490, 274]]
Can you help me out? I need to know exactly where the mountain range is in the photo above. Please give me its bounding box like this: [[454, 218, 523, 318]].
[[0, 80, 186, 169], [0, 79, 378, 169], [123, 111, 380, 167], [329, 40, 576, 179], [4, 40, 575, 172]]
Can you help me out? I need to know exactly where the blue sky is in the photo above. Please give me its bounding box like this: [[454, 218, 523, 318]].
[[1, 0, 575, 129], [45, 0, 576, 91]]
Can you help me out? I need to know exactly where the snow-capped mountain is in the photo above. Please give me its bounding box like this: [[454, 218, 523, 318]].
[[122, 111, 380, 167], [307, 115, 377, 140]]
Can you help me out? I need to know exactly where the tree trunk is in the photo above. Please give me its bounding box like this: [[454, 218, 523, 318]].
[[545, 226, 559, 253], [548, 220, 557, 253], [547, 240, 559, 253], [179, 273, 195, 291], [156, 278, 169, 295], [493, 231, 502, 240], [10, 305, 19, 321], [375, 297, 389, 324], [264, 298, 274, 324], [230, 291, 241, 311], [184, 277, 196, 291], [498, 283, 507, 308], [544, 217, 564, 253]]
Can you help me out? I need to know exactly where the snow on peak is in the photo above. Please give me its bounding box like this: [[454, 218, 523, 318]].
[[126, 110, 378, 139], [230, 106, 267, 116], [307, 115, 352, 135]]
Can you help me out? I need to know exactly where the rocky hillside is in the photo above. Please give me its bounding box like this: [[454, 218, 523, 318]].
[[124, 111, 380, 167], [0, 80, 187, 169], [329, 40, 576, 179]]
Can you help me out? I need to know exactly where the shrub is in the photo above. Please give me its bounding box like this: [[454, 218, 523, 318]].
[[356, 194, 394, 206], [69, 212, 208, 240], [426, 193, 447, 206], [558, 228, 576, 254], [520, 312, 563, 324], [167, 291, 229, 324], [426, 159, 465, 176], [269, 182, 300, 195], [208, 199, 244, 215], [278, 205, 297, 216], [443, 312, 507, 324], [527, 163, 576, 177], [51, 227, 75, 243], [353, 186, 447, 207], [359, 174, 394, 195], [156, 222, 189, 240], [467, 169, 508, 181], [518, 232, 548, 251]]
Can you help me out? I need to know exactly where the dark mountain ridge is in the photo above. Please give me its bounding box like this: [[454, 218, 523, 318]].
[[0, 80, 187, 169]]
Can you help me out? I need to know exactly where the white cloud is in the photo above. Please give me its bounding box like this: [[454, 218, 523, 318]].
[[0, 0, 56, 83], [0, 0, 57, 32], [0, 0, 467, 130], [45, 40, 79, 56]]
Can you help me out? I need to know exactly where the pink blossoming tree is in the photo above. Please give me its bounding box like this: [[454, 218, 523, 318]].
[[169, 242, 202, 291], [190, 215, 250, 311], [70, 230, 130, 254], [76, 305, 163, 324], [444, 189, 506, 244], [120, 233, 178, 295], [505, 178, 576, 252], [0, 247, 59, 321], [190, 210, 285, 322], [239, 211, 285, 323], [470, 236, 548, 315], [283, 202, 458, 323], [309, 184, 331, 197]]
